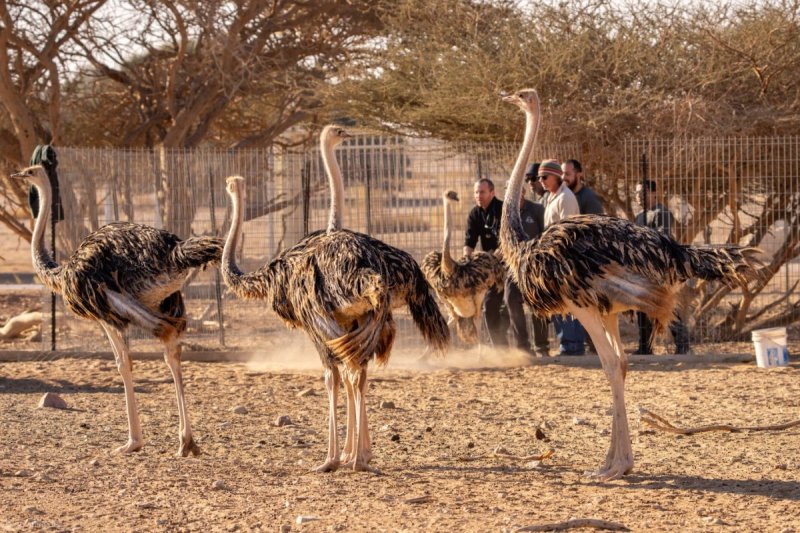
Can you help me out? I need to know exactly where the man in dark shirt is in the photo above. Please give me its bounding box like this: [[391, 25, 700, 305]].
[[563, 159, 603, 215], [505, 167, 550, 357], [634, 179, 691, 355], [464, 178, 507, 347]]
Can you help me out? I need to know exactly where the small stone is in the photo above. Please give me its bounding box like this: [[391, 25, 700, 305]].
[[89, 458, 100, 467], [526, 460, 543, 469], [211, 480, 226, 491], [379, 400, 396, 409], [37, 392, 68, 410], [14, 470, 31, 477], [297, 388, 314, 398], [24, 507, 45, 515], [137, 501, 156, 509], [275, 415, 293, 427], [775, 463, 788, 470], [279, 525, 291, 533], [390, 434, 400, 442], [232, 405, 248, 415], [573, 417, 589, 426], [296, 515, 320, 525], [466, 441, 475, 449], [534, 428, 547, 440]]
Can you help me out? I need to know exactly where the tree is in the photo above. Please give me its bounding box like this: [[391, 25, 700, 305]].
[[0, 0, 106, 239]]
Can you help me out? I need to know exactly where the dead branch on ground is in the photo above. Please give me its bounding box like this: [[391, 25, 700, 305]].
[[639, 408, 800, 435]]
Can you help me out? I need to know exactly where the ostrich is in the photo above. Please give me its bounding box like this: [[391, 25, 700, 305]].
[[11, 165, 223, 456], [421, 190, 504, 344], [222, 126, 449, 473], [498, 89, 760, 480]]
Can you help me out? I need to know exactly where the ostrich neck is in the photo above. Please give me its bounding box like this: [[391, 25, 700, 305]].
[[222, 187, 245, 278], [29, 180, 61, 291], [441, 199, 456, 275], [222, 185, 279, 300], [500, 108, 540, 271], [322, 138, 344, 233]]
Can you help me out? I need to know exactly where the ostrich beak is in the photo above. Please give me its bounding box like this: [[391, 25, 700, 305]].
[[501, 92, 516, 103], [453, 193, 460, 202], [9, 171, 26, 179]]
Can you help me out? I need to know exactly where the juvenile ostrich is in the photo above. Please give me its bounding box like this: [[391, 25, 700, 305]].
[[12, 165, 223, 456], [222, 126, 449, 472], [421, 190, 504, 343], [498, 90, 760, 480]]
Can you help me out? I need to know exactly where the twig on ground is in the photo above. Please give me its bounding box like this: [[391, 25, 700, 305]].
[[458, 447, 555, 462], [515, 518, 630, 531], [639, 407, 800, 435]]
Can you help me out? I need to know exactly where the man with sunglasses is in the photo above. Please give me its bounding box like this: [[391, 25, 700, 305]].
[[538, 160, 584, 356]]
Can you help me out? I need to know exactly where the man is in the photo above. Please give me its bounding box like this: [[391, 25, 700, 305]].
[[525, 162, 547, 203], [562, 159, 602, 355], [562, 159, 603, 215], [464, 178, 507, 347], [540, 159, 579, 226], [634, 180, 691, 355], [505, 176, 549, 357], [538, 159, 584, 355]]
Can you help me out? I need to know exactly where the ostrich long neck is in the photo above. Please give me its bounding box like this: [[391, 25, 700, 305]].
[[29, 179, 62, 292], [322, 136, 344, 233], [441, 198, 456, 276], [499, 104, 540, 274], [221, 184, 279, 300]]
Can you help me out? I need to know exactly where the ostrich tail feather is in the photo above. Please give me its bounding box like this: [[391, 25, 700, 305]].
[[171, 236, 224, 271], [407, 269, 451, 355]]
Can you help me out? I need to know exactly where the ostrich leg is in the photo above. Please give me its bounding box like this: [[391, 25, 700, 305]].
[[340, 374, 356, 464], [101, 324, 144, 454], [347, 367, 380, 473], [162, 335, 200, 456], [314, 365, 342, 472], [569, 305, 634, 480]]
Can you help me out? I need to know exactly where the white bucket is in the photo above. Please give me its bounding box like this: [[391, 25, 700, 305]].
[[751, 327, 789, 368]]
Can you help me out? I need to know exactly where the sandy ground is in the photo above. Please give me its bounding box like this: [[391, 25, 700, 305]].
[[1, 324, 800, 532]]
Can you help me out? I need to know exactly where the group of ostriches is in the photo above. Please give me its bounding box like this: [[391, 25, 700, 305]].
[[14, 90, 759, 480]]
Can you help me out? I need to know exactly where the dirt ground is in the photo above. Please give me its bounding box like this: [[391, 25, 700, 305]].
[[1, 310, 799, 533]]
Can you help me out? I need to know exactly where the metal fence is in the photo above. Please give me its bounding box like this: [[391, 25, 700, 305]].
[[26, 134, 799, 354]]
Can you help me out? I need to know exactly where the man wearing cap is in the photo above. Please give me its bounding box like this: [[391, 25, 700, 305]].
[[464, 178, 508, 347], [562, 159, 603, 215], [538, 159, 584, 356]]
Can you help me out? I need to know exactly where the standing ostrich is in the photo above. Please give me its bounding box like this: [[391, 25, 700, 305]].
[[222, 126, 449, 473], [498, 90, 760, 480], [421, 190, 504, 343], [12, 165, 223, 456]]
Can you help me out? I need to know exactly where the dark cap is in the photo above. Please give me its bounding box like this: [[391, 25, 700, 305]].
[[524, 162, 540, 181]]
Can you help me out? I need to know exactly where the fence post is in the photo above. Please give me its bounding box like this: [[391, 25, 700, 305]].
[[208, 169, 226, 347]]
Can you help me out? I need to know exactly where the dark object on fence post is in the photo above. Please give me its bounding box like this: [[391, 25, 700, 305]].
[[638, 152, 648, 351], [476, 155, 483, 180], [640, 152, 648, 220], [208, 170, 225, 347], [301, 153, 310, 236], [28, 145, 62, 352]]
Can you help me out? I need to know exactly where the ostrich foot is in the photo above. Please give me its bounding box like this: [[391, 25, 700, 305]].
[[351, 461, 382, 474], [341, 449, 372, 467], [113, 439, 143, 454], [586, 458, 633, 481], [313, 459, 340, 473], [178, 437, 201, 457]]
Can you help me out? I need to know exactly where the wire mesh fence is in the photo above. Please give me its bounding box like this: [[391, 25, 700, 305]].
[[23, 134, 799, 355]]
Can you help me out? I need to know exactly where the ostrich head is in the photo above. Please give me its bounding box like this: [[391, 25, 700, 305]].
[[225, 175, 245, 199], [321, 124, 352, 147], [501, 88, 540, 112], [10, 165, 48, 187], [443, 190, 459, 203]]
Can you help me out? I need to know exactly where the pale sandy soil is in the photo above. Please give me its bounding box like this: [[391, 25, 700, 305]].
[[1, 334, 799, 532]]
